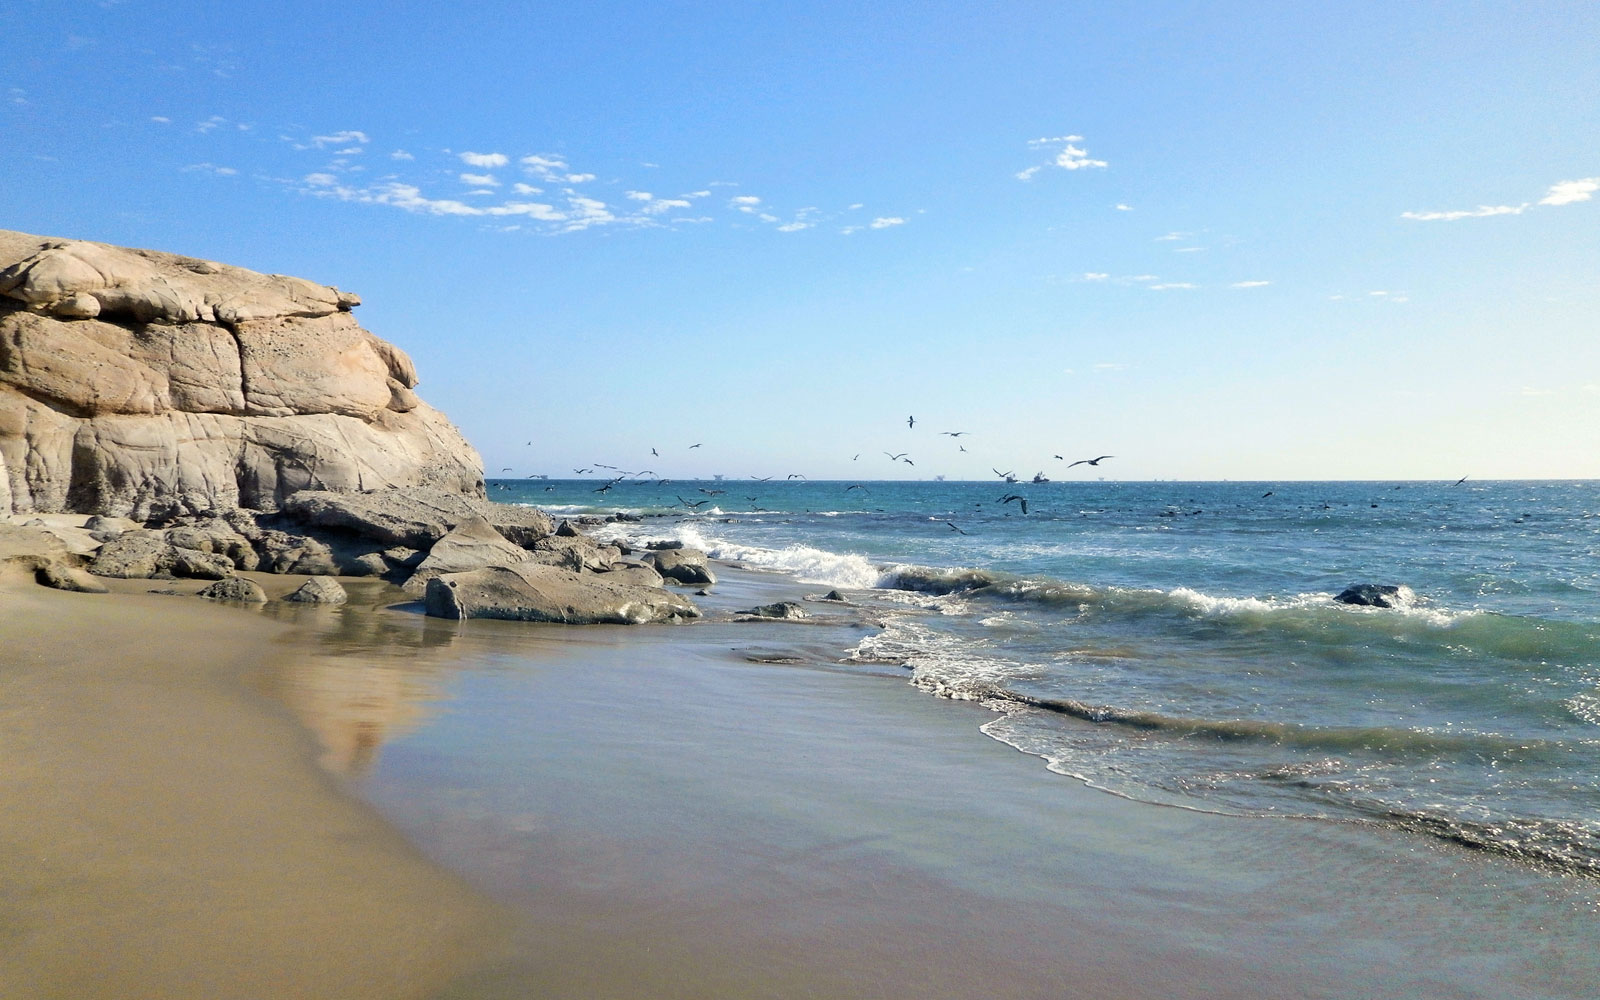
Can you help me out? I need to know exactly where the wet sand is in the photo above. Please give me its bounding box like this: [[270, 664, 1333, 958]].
[[0, 572, 507, 999], [6, 563, 1600, 999]]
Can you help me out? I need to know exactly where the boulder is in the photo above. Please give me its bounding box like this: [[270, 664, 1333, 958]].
[[284, 576, 348, 605], [644, 547, 716, 585], [196, 577, 268, 603], [1333, 584, 1416, 609], [279, 487, 554, 550], [36, 561, 109, 593], [645, 539, 685, 550], [737, 601, 809, 620], [524, 534, 615, 573], [595, 563, 665, 589], [0, 229, 484, 518], [423, 564, 699, 625], [401, 516, 532, 594], [87, 529, 232, 579]]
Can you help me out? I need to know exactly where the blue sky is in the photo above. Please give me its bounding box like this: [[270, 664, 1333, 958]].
[[3, 0, 1597, 481]]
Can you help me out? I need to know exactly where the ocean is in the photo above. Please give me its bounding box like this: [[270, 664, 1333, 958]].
[[501, 476, 1600, 878]]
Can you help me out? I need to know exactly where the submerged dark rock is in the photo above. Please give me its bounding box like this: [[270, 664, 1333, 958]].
[[1333, 584, 1415, 609], [737, 601, 809, 620]]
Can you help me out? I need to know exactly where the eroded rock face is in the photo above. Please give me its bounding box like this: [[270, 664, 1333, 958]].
[[0, 230, 483, 518], [423, 563, 700, 625], [644, 547, 716, 585], [280, 488, 555, 550]]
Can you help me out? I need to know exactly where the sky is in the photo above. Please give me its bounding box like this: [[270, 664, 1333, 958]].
[[2, 0, 1597, 481]]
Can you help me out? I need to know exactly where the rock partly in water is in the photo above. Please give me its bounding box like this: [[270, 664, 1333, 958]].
[[1333, 584, 1416, 609], [284, 576, 348, 605], [0, 229, 483, 519], [423, 564, 699, 625], [737, 601, 809, 620], [594, 563, 665, 589], [818, 589, 849, 603], [195, 577, 268, 603], [644, 547, 716, 585]]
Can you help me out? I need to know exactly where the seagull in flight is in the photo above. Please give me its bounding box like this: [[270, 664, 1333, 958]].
[[884, 452, 908, 461], [651, 447, 658, 457], [944, 520, 967, 535], [993, 468, 1017, 482], [689, 443, 702, 449], [940, 431, 968, 437], [999, 493, 1028, 514], [900, 457, 915, 466], [1067, 455, 1114, 468], [908, 415, 916, 429], [677, 496, 710, 509], [1452, 475, 1469, 486]]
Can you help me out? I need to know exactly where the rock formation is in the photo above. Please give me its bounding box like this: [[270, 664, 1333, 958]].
[[0, 229, 482, 519], [0, 230, 705, 626]]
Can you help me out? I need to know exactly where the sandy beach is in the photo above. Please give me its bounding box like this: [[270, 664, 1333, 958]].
[[0, 570, 508, 999], [7, 558, 1594, 998]]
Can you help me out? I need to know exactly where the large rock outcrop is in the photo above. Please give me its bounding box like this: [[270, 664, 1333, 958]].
[[0, 230, 483, 519]]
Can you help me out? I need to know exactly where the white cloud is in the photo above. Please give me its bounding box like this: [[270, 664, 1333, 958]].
[[304, 172, 338, 186], [1401, 204, 1526, 221], [1154, 232, 1187, 241], [1081, 272, 1110, 281], [758, 213, 779, 223], [869, 216, 905, 229], [459, 172, 499, 187], [625, 190, 653, 200], [390, 150, 414, 161], [311, 130, 369, 148], [1148, 282, 1197, 290], [847, 203, 864, 210], [1369, 290, 1389, 297], [1094, 362, 1128, 371], [182, 162, 237, 176], [642, 199, 691, 215], [840, 225, 864, 235], [777, 221, 813, 232], [1231, 280, 1271, 288], [1538, 177, 1599, 206], [1055, 144, 1108, 170], [149, 115, 170, 123], [564, 173, 595, 183], [731, 195, 761, 206], [1131, 274, 1158, 282], [1173, 246, 1206, 253], [195, 115, 227, 133], [520, 154, 568, 171], [687, 190, 711, 198], [512, 182, 543, 195], [1017, 134, 1107, 179], [1114, 203, 1132, 211], [459, 151, 508, 168]]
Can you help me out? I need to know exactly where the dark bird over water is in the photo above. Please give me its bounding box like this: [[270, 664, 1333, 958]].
[[677, 496, 710, 509], [699, 488, 726, 496], [1067, 455, 1114, 468], [944, 520, 967, 534], [1261, 491, 1274, 498], [993, 468, 1017, 483], [999, 494, 1029, 514], [787, 473, 808, 479], [1452, 475, 1469, 486], [846, 484, 867, 491]]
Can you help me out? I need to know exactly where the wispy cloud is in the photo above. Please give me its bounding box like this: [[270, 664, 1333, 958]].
[[1402, 174, 1600, 220], [459, 172, 498, 187], [1081, 272, 1110, 282], [1400, 203, 1526, 221], [390, 150, 414, 161], [1148, 282, 1198, 291], [1017, 134, 1107, 179], [182, 162, 237, 177], [311, 130, 369, 148], [869, 217, 905, 229], [1231, 280, 1271, 288], [1114, 203, 1133, 211], [459, 151, 508, 168]]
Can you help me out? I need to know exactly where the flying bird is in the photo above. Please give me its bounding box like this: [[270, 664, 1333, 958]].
[[852, 454, 860, 461], [908, 415, 916, 429], [573, 468, 591, 474], [884, 452, 908, 461], [689, 443, 702, 449], [787, 473, 808, 479], [944, 520, 967, 535], [846, 484, 867, 491], [699, 488, 726, 496], [940, 431, 968, 437], [901, 457, 915, 466], [993, 468, 1017, 482], [500, 467, 513, 471], [751, 475, 774, 481], [1452, 475, 1469, 486], [959, 445, 967, 452], [651, 447, 658, 457], [677, 496, 710, 509], [1067, 455, 1114, 468], [1261, 491, 1274, 498]]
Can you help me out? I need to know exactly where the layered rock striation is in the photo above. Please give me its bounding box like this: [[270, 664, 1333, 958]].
[[0, 229, 483, 519]]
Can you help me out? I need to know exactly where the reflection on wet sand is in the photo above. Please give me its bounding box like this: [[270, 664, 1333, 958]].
[[256, 585, 471, 775]]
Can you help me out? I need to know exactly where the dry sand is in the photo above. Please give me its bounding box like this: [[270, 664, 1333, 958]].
[[0, 570, 507, 1000]]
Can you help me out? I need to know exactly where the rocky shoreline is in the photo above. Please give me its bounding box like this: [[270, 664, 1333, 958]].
[[0, 229, 705, 625]]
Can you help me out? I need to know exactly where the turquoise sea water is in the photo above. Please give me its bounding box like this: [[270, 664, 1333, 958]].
[[494, 478, 1600, 877]]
